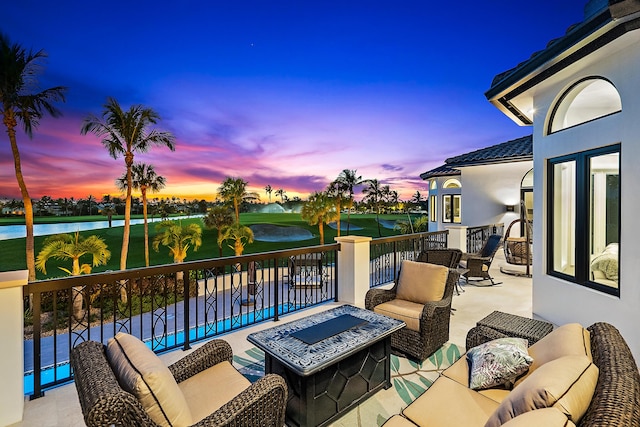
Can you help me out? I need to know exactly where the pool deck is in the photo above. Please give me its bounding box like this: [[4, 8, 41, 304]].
[[11, 251, 537, 427]]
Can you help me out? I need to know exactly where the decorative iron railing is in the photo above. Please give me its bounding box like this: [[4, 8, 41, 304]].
[[369, 231, 449, 288], [24, 244, 338, 398], [466, 223, 504, 254]]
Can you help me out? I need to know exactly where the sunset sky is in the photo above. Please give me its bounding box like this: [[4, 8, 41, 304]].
[[1, 1, 587, 202]]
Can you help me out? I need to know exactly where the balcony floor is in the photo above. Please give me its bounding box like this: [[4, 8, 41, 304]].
[[12, 251, 537, 427]]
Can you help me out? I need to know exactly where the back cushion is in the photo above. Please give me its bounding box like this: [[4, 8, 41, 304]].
[[107, 332, 192, 427], [395, 260, 449, 304], [515, 323, 591, 387], [485, 355, 598, 427]]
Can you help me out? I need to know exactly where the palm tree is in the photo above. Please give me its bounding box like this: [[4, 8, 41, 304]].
[[218, 222, 254, 256], [35, 232, 110, 320], [1, 33, 67, 282], [327, 179, 348, 237], [101, 206, 116, 227], [217, 177, 259, 223], [202, 205, 234, 257], [81, 97, 175, 274], [86, 194, 95, 215], [363, 179, 384, 237], [117, 163, 166, 266], [264, 185, 273, 203], [301, 192, 339, 245], [337, 169, 362, 234], [275, 188, 286, 204], [153, 220, 202, 264]]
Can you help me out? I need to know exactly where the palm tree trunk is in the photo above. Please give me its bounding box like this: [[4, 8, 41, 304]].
[[142, 190, 149, 267], [319, 222, 325, 245], [119, 155, 133, 303], [71, 258, 84, 321], [6, 117, 36, 282], [336, 201, 341, 237]]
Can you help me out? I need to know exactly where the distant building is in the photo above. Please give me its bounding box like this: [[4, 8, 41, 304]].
[[420, 135, 532, 233]]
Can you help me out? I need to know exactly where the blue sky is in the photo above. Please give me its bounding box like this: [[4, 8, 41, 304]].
[[1, 0, 587, 201]]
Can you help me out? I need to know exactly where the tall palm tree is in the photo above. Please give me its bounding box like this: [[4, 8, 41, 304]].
[[1, 33, 67, 282], [101, 206, 116, 227], [218, 222, 254, 256], [301, 192, 339, 245], [264, 185, 272, 203], [275, 188, 286, 204], [217, 177, 259, 223], [202, 205, 234, 257], [81, 97, 175, 273], [337, 169, 362, 234], [36, 232, 110, 320], [363, 179, 384, 237], [152, 220, 202, 264], [117, 163, 166, 266], [327, 179, 348, 237]]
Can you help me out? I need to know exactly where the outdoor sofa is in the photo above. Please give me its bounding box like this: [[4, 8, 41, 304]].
[[383, 321, 640, 427]]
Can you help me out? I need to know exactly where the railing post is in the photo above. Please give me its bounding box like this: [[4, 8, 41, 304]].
[[183, 268, 191, 351], [445, 225, 468, 253], [274, 258, 279, 321], [0, 270, 28, 424], [335, 236, 372, 306]]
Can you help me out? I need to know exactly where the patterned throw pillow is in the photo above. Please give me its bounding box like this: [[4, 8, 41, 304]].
[[467, 337, 534, 390]]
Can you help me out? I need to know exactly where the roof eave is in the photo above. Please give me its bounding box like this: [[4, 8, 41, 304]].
[[446, 155, 533, 169]]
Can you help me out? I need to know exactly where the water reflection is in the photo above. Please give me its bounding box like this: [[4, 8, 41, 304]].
[[0, 215, 201, 241]]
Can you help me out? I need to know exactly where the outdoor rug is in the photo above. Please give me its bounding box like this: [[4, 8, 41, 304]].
[[233, 342, 462, 427]]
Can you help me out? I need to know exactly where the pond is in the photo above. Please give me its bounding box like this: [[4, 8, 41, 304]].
[[0, 215, 200, 241]]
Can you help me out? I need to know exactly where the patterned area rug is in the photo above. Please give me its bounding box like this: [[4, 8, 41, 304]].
[[233, 342, 462, 427]]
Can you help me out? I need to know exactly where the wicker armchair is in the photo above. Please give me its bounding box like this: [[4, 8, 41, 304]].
[[365, 263, 460, 361], [70, 338, 287, 427], [416, 248, 462, 268], [460, 234, 503, 286]]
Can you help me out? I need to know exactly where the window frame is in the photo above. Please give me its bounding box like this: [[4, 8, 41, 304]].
[[546, 144, 621, 297], [442, 194, 461, 224], [429, 195, 437, 222]]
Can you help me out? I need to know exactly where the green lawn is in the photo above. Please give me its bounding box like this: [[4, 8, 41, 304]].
[[0, 213, 410, 280]]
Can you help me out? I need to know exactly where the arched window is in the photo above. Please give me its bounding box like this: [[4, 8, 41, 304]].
[[430, 180, 437, 190], [443, 179, 461, 189], [549, 77, 621, 133]]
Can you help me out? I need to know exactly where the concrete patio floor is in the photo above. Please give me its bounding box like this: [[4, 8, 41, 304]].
[[11, 251, 539, 427]]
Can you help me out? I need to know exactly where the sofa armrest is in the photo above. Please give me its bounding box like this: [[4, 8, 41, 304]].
[[365, 287, 397, 310], [465, 325, 509, 350], [169, 339, 233, 383], [193, 373, 287, 427]]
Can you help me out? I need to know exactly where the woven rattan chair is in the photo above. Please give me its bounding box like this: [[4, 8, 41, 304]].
[[70, 338, 287, 427], [460, 234, 503, 286], [365, 263, 460, 361], [416, 248, 462, 268]]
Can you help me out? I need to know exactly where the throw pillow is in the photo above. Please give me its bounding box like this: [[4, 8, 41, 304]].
[[395, 260, 449, 304], [107, 332, 193, 427], [467, 337, 533, 390], [485, 355, 598, 427]]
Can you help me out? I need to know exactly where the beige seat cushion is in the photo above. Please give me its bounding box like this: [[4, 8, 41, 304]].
[[441, 353, 511, 404], [107, 332, 192, 427], [515, 323, 591, 387], [179, 360, 251, 423], [485, 355, 598, 427], [374, 299, 423, 331], [403, 376, 499, 427], [499, 408, 576, 427], [396, 260, 449, 304]]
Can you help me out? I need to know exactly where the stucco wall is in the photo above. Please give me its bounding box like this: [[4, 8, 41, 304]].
[[531, 29, 640, 359], [458, 163, 532, 230]]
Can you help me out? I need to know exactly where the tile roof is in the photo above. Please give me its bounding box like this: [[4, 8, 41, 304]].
[[445, 134, 532, 166], [419, 164, 460, 180], [419, 134, 532, 180]]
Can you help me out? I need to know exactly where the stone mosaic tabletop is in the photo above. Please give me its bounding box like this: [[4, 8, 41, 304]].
[[247, 305, 405, 375]]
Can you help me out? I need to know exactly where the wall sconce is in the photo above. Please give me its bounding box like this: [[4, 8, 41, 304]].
[[505, 205, 516, 212]]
